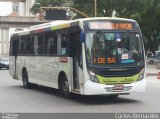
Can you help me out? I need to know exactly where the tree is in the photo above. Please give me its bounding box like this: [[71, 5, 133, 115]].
[[30, 0, 160, 50], [30, 0, 72, 15], [138, 0, 160, 50], [71, 0, 94, 17], [72, 0, 160, 50]]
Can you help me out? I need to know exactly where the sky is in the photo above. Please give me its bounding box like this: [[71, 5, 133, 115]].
[[0, 2, 12, 16]]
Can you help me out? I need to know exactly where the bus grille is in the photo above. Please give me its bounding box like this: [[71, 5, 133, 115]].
[[99, 69, 140, 77]]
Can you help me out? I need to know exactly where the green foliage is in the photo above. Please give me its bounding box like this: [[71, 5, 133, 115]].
[[72, 0, 160, 50], [30, 0, 70, 14], [71, 0, 94, 17], [30, 0, 160, 50]]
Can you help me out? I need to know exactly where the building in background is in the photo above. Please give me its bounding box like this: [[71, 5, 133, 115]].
[[0, 0, 35, 16], [25, 0, 35, 16], [0, 0, 44, 56]]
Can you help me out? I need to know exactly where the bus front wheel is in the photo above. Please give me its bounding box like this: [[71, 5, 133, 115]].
[[59, 75, 70, 98]]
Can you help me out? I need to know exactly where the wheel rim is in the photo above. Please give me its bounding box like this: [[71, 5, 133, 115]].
[[22, 72, 28, 87], [23, 76, 27, 86], [63, 80, 69, 93], [150, 60, 154, 64]]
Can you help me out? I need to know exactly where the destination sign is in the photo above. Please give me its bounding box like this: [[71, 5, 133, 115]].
[[89, 21, 134, 30], [93, 57, 117, 64]]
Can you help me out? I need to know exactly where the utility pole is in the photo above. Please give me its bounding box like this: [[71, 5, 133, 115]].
[[95, 0, 97, 17]]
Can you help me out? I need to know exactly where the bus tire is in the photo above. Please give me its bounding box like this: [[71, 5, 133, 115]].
[[109, 95, 119, 98], [59, 75, 70, 98], [22, 70, 31, 89], [149, 60, 154, 64]]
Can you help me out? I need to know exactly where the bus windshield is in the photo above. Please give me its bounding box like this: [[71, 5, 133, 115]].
[[85, 31, 144, 68]]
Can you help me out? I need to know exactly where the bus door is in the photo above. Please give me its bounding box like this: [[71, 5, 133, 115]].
[[9, 37, 18, 79], [70, 31, 82, 90]]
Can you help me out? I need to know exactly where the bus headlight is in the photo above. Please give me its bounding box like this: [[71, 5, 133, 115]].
[[88, 71, 99, 83], [137, 69, 144, 81]]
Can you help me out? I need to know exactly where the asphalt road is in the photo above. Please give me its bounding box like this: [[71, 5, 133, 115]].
[[0, 70, 160, 113]]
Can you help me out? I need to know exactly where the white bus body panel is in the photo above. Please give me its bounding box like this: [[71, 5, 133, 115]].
[[9, 56, 16, 79], [15, 56, 74, 91], [83, 79, 146, 95]]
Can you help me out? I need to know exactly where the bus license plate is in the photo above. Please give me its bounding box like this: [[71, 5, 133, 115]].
[[113, 85, 124, 91]]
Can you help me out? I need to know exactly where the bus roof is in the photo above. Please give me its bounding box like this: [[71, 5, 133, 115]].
[[11, 17, 137, 36], [28, 17, 136, 29]]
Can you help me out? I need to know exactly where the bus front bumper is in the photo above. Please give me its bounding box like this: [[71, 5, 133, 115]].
[[83, 79, 146, 95]]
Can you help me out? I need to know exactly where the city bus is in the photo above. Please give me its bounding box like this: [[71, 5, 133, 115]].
[[9, 17, 146, 97]]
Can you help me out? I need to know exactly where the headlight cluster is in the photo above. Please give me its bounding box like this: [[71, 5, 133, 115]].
[[88, 71, 99, 83], [137, 69, 145, 81], [0, 61, 8, 65], [0, 61, 5, 64]]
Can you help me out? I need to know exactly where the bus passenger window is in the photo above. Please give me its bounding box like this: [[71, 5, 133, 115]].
[[33, 34, 43, 55], [61, 35, 67, 55], [45, 32, 57, 55], [38, 35, 43, 54], [57, 33, 68, 55], [18, 37, 25, 55], [48, 38, 57, 54], [25, 35, 34, 55]]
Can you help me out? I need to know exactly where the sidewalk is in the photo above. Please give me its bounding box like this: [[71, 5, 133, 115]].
[[146, 64, 160, 77]]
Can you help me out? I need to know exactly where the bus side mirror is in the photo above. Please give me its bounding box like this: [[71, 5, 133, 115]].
[[80, 31, 85, 43]]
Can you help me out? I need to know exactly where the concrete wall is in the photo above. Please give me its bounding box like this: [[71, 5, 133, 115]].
[[19, 2, 25, 16], [0, 28, 9, 56], [25, 0, 35, 16], [0, 0, 35, 17], [0, 0, 25, 2], [0, 2, 12, 16], [0, 16, 45, 56], [0, 1, 25, 16], [0, 0, 39, 56]]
